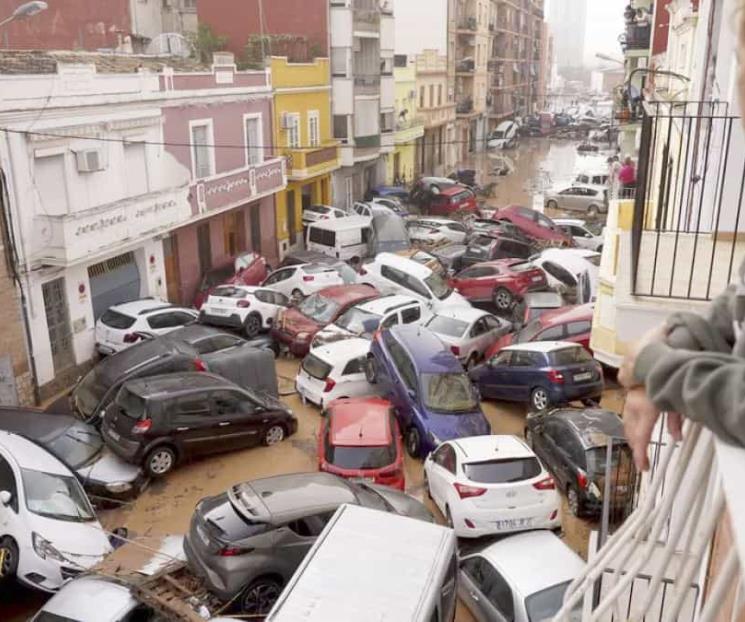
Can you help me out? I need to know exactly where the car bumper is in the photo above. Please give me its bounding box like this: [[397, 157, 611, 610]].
[[295, 377, 325, 408], [450, 500, 561, 538], [271, 329, 311, 357], [17, 544, 104, 593], [183, 533, 238, 602], [548, 381, 604, 404], [101, 427, 143, 464], [200, 311, 244, 330]]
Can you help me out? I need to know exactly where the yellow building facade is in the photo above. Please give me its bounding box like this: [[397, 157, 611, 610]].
[[386, 61, 424, 185], [271, 56, 340, 257]]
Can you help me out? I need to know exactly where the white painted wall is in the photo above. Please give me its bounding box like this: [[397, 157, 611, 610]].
[[380, 15, 395, 52], [381, 75, 395, 109], [330, 7, 353, 48], [332, 78, 355, 115]]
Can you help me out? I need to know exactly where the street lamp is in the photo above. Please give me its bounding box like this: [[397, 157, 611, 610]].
[[0, 1, 48, 28]]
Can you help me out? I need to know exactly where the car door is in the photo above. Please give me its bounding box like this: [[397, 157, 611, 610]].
[[339, 355, 370, 396], [168, 394, 221, 458], [262, 267, 297, 297], [566, 320, 592, 350], [253, 289, 287, 325], [459, 557, 515, 622], [209, 389, 264, 450], [540, 419, 571, 488], [466, 317, 490, 359], [427, 444, 457, 515], [508, 350, 537, 401], [388, 341, 419, 428], [275, 511, 336, 573], [571, 225, 594, 250], [478, 351, 512, 399], [457, 266, 497, 301]]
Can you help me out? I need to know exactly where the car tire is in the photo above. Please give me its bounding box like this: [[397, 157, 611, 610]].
[[290, 289, 304, 305], [406, 426, 422, 459], [262, 424, 285, 446], [0, 537, 18, 581], [567, 485, 583, 517], [365, 356, 377, 384], [144, 446, 176, 478], [546, 200, 558, 210], [530, 387, 550, 412], [493, 287, 514, 311], [587, 204, 599, 218], [243, 313, 262, 339], [239, 577, 284, 616]]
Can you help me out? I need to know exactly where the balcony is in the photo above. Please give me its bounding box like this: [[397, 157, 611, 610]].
[[353, 73, 381, 95], [282, 141, 341, 181], [353, 0, 380, 33], [457, 16, 478, 31], [353, 134, 381, 161], [622, 24, 651, 52], [456, 97, 474, 115], [419, 103, 456, 129], [456, 58, 475, 74]]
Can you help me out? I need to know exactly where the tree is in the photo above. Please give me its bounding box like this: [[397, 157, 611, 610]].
[[191, 24, 228, 65]]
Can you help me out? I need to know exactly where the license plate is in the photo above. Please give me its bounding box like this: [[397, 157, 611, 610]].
[[209, 306, 229, 315], [107, 427, 121, 441], [574, 372, 592, 382], [495, 518, 533, 530], [531, 276, 543, 282]]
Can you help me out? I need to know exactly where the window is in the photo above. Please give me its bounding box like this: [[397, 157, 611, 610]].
[[429, 84, 434, 107], [333, 115, 349, 141], [197, 223, 212, 274], [287, 512, 334, 538], [459, 266, 495, 279], [308, 111, 320, 147], [263, 268, 294, 285], [380, 314, 399, 330], [437, 84, 443, 106], [193, 333, 243, 354], [244, 115, 263, 166], [286, 113, 300, 148], [211, 390, 255, 416], [537, 325, 565, 340], [331, 48, 347, 76], [419, 86, 425, 108], [224, 210, 246, 256], [400, 306, 421, 324], [512, 351, 537, 367], [124, 142, 149, 196], [34, 153, 68, 215], [463, 457, 542, 483], [380, 111, 395, 133], [484, 315, 504, 331], [147, 311, 194, 330], [498, 240, 530, 259], [479, 564, 515, 619], [308, 227, 335, 247], [190, 121, 214, 179], [550, 346, 592, 365], [172, 395, 211, 423], [470, 318, 489, 337], [491, 351, 512, 366], [342, 356, 365, 375], [566, 320, 592, 336], [388, 342, 417, 391], [433, 444, 456, 472]]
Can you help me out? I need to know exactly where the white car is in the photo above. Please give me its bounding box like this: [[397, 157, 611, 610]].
[[425, 307, 511, 369], [458, 530, 585, 621], [95, 300, 198, 355], [261, 263, 347, 302], [302, 204, 348, 227], [295, 338, 379, 408], [487, 120, 519, 149], [407, 218, 469, 246], [361, 252, 470, 312], [0, 432, 112, 592], [532, 248, 600, 304], [349, 201, 394, 220], [554, 218, 604, 252], [544, 184, 607, 217], [199, 285, 289, 338], [311, 294, 429, 349], [424, 435, 560, 538]]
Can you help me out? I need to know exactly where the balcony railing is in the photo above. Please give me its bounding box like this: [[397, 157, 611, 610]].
[[622, 24, 651, 51], [355, 134, 381, 148], [282, 141, 341, 179], [630, 101, 745, 301], [456, 58, 475, 73]]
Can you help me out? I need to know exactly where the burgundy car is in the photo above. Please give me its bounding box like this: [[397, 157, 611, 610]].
[[193, 252, 269, 309], [485, 302, 594, 359], [428, 186, 479, 217], [272, 284, 379, 357], [493, 205, 573, 246], [450, 259, 547, 311]]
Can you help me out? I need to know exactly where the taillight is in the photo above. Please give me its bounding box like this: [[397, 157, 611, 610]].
[[131, 419, 152, 435], [323, 378, 336, 393], [450, 345, 460, 356], [547, 369, 564, 384], [533, 476, 556, 490], [219, 546, 254, 557], [123, 333, 140, 343], [193, 358, 208, 372], [237, 299, 250, 308], [577, 469, 588, 489], [454, 482, 487, 499], [303, 275, 315, 282]]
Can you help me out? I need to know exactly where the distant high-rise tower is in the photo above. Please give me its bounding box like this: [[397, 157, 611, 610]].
[[547, 0, 587, 74]]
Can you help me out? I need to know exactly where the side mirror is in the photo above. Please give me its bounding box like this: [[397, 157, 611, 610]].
[[0, 490, 11, 506]]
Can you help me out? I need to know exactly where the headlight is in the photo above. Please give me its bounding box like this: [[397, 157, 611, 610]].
[[32, 532, 66, 563], [296, 332, 310, 341], [588, 482, 601, 498], [105, 482, 133, 493]]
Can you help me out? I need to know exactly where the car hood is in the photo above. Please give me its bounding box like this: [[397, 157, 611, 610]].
[[279, 309, 321, 335], [77, 447, 143, 487], [313, 325, 359, 346], [30, 513, 112, 566], [427, 409, 491, 440], [363, 483, 435, 523]]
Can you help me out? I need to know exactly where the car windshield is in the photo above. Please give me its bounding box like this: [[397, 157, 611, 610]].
[[585, 444, 632, 475], [550, 347, 592, 365], [516, 319, 543, 343], [463, 457, 542, 483], [325, 442, 396, 470], [47, 424, 103, 470], [525, 580, 582, 622], [427, 315, 468, 338], [335, 307, 381, 336], [424, 272, 453, 300], [298, 294, 341, 324], [422, 373, 478, 413], [21, 468, 95, 522], [302, 354, 333, 380], [74, 368, 108, 418]]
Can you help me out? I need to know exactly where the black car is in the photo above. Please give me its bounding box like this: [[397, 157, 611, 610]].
[[102, 372, 297, 477], [0, 408, 145, 502], [430, 243, 467, 274], [69, 325, 278, 424], [461, 235, 534, 268], [525, 407, 635, 518]]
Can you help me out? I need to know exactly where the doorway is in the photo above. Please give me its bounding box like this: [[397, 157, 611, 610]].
[[163, 235, 181, 304], [286, 190, 297, 246], [88, 252, 141, 320], [42, 277, 74, 374], [250, 203, 262, 253]]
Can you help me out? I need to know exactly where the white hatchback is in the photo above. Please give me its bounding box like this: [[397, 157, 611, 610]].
[[295, 338, 379, 408], [407, 218, 469, 246], [554, 218, 604, 252], [199, 285, 289, 338], [261, 263, 348, 303], [424, 435, 560, 538], [0, 432, 112, 592], [302, 204, 348, 227], [95, 300, 198, 355]]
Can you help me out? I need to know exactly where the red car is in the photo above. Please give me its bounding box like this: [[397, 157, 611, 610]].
[[428, 186, 479, 217], [493, 205, 573, 246], [318, 397, 405, 490], [272, 284, 378, 357], [485, 302, 594, 359], [193, 252, 269, 309], [450, 259, 547, 311]]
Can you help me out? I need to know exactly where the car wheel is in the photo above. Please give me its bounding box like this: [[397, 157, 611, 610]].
[[243, 313, 262, 338], [263, 424, 285, 446], [493, 287, 514, 310], [144, 446, 176, 478], [567, 485, 583, 517], [0, 537, 18, 580], [531, 387, 550, 412], [406, 427, 422, 458], [290, 289, 304, 305], [465, 353, 479, 371], [365, 356, 377, 384], [546, 200, 558, 210], [240, 577, 283, 616], [587, 204, 599, 218]]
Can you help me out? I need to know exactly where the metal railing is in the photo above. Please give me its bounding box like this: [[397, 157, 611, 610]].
[[623, 23, 651, 51], [630, 101, 745, 301]]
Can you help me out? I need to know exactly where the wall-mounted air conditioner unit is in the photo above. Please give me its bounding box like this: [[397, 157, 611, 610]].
[[75, 149, 105, 173]]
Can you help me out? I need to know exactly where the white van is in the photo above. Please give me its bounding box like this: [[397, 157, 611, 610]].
[[305, 216, 372, 261], [266, 503, 458, 622], [487, 120, 519, 149]]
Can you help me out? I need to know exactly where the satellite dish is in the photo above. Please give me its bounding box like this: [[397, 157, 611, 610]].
[[146, 33, 193, 58]]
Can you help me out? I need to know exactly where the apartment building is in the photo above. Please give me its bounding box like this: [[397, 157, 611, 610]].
[[387, 55, 424, 185], [329, 0, 395, 209]]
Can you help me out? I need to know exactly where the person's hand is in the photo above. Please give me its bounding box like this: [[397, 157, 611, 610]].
[[618, 323, 668, 389], [623, 387, 683, 471]]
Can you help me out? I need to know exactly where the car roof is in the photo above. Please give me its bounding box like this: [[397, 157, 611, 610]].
[[357, 294, 420, 314], [450, 435, 534, 462], [167, 323, 234, 345], [0, 430, 74, 474], [550, 408, 626, 448], [328, 397, 393, 447], [477, 530, 584, 597], [123, 372, 237, 398], [553, 218, 586, 227], [107, 299, 173, 317], [0, 408, 81, 443], [307, 216, 369, 231], [374, 252, 435, 279], [39, 577, 137, 621], [431, 305, 489, 324], [390, 325, 462, 373], [310, 338, 371, 364], [540, 303, 594, 325], [503, 340, 582, 353], [315, 284, 378, 305]]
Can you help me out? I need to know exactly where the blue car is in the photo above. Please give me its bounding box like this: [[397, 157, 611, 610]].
[[469, 341, 604, 412], [366, 324, 491, 458], [368, 185, 410, 202]]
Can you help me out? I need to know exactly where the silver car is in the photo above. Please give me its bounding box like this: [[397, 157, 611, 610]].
[[183, 472, 433, 617], [544, 184, 607, 217]]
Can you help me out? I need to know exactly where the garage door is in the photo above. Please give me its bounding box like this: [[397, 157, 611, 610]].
[[88, 252, 141, 320]]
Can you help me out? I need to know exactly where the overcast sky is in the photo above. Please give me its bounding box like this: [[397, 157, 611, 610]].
[[394, 0, 627, 66]]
